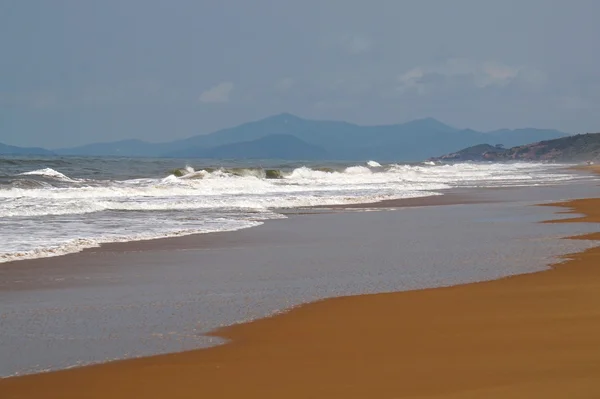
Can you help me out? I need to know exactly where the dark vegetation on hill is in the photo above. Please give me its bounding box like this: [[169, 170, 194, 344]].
[[431, 144, 504, 161], [431, 133, 600, 162]]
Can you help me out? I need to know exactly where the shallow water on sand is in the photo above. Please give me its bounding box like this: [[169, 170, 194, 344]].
[[0, 182, 599, 377]]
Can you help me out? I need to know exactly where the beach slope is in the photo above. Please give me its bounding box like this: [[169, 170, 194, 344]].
[[1, 199, 600, 398]]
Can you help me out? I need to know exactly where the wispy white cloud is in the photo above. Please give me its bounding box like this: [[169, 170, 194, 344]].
[[199, 81, 234, 103], [396, 58, 544, 95], [344, 34, 372, 54]]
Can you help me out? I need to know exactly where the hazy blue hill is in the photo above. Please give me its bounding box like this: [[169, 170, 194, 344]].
[[171, 134, 328, 160], [399, 117, 458, 134], [53, 113, 570, 161], [172, 115, 568, 161], [341, 125, 481, 161], [175, 113, 364, 152], [56, 139, 162, 157], [0, 142, 54, 156], [175, 114, 467, 160]]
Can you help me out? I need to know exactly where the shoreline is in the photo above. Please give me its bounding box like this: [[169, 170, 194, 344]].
[[0, 188, 495, 270], [1, 191, 600, 396], [2, 183, 595, 295], [0, 182, 578, 270], [1, 163, 596, 268], [2, 161, 597, 268]]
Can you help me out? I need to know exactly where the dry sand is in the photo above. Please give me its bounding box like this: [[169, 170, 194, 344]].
[[1, 199, 600, 398]]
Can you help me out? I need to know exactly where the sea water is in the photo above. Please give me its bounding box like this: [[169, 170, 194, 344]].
[[1, 184, 600, 376], [1, 157, 599, 376], [0, 156, 590, 262]]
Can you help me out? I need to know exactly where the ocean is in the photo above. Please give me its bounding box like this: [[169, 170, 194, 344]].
[[0, 156, 589, 263], [2, 155, 600, 376]]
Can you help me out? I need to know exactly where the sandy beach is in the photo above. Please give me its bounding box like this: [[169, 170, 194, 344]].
[[1, 183, 600, 397], [3, 0, 600, 396]]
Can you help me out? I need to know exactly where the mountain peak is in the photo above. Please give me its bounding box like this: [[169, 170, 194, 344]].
[[265, 113, 303, 123], [404, 117, 456, 132], [414, 117, 442, 123]]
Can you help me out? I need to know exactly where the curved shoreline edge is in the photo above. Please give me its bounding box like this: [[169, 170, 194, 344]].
[[2, 190, 600, 397], [0, 188, 490, 270]]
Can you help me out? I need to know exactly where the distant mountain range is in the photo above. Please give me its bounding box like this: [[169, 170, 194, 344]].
[[0, 142, 54, 156], [1, 113, 569, 161], [430, 133, 600, 162], [169, 134, 329, 160]]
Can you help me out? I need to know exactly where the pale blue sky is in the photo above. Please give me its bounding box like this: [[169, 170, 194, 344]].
[[1, 0, 599, 147]]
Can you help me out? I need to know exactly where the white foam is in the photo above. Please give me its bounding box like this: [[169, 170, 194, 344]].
[[0, 220, 265, 263], [0, 162, 586, 263], [0, 163, 581, 219], [19, 168, 76, 182], [344, 165, 372, 175]]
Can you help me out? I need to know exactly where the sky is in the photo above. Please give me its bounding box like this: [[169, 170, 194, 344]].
[[1, 0, 599, 148]]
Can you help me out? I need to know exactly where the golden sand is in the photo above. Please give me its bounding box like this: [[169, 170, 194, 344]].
[[573, 164, 600, 174], [1, 199, 600, 398]]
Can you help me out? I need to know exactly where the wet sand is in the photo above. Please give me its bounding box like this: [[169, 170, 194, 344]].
[[2, 197, 600, 396]]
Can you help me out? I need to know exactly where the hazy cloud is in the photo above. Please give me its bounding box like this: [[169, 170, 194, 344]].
[[396, 58, 543, 95], [0, 91, 61, 109], [344, 35, 372, 54], [198, 82, 234, 103], [324, 33, 372, 55], [2, 1, 600, 147], [275, 78, 295, 92], [560, 96, 594, 110], [81, 80, 169, 106], [314, 99, 357, 110]]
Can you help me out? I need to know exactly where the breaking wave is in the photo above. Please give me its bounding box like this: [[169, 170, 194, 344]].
[[19, 168, 77, 182], [0, 158, 586, 263]]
